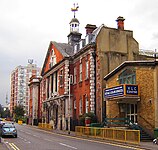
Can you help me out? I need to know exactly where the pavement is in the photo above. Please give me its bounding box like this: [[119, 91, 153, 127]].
[[1, 125, 158, 150], [51, 129, 158, 150], [0, 138, 8, 150]]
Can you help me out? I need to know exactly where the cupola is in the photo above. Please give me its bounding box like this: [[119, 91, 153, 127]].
[[68, 3, 82, 46], [70, 18, 80, 33]]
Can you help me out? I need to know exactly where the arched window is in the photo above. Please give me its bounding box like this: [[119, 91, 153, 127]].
[[50, 49, 56, 67], [119, 68, 136, 84]]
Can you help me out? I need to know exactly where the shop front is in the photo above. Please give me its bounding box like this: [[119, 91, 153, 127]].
[[104, 84, 140, 124], [103, 60, 158, 138]]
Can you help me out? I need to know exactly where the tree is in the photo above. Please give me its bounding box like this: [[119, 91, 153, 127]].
[[13, 105, 25, 122], [0, 104, 3, 117], [0, 104, 10, 118], [3, 108, 10, 118]]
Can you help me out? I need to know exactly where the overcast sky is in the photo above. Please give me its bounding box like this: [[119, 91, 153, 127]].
[[0, 0, 158, 106]]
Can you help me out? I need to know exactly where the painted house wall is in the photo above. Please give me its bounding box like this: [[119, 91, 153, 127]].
[[95, 26, 139, 122]]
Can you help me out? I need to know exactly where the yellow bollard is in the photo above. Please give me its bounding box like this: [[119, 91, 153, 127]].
[[18, 120, 23, 125]]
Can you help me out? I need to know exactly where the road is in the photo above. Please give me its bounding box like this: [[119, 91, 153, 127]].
[[1, 124, 144, 150]]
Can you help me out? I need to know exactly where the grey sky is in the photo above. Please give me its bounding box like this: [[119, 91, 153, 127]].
[[0, 0, 158, 105]]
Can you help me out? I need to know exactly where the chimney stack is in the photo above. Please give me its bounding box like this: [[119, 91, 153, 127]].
[[85, 24, 97, 35], [116, 16, 125, 30]]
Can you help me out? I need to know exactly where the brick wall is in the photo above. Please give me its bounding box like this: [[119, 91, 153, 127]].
[[105, 65, 156, 134]]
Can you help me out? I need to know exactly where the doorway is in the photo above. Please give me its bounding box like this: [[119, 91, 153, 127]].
[[126, 103, 137, 123]]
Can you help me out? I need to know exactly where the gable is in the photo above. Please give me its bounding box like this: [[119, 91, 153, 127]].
[[41, 42, 64, 75]]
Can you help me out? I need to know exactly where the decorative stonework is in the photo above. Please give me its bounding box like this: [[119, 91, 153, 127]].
[[89, 52, 95, 113], [64, 60, 70, 95]]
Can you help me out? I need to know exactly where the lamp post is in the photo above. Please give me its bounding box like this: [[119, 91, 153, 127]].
[[68, 77, 71, 134]]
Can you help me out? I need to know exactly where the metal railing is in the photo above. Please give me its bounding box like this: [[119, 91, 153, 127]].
[[103, 117, 130, 126], [38, 123, 52, 130], [75, 126, 140, 145]]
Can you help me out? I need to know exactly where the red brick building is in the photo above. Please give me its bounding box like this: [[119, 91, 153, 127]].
[[39, 5, 98, 130], [30, 5, 146, 131]]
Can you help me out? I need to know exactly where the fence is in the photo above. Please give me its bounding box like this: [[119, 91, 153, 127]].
[[75, 126, 140, 145], [38, 123, 52, 130]]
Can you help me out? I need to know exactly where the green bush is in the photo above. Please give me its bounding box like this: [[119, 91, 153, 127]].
[[14, 116, 27, 123], [79, 112, 97, 126]]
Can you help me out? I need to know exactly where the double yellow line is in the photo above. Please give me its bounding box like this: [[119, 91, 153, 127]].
[[8, 143, 20, 150]]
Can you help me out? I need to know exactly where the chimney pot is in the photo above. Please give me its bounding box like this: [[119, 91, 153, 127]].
[[85, 24, 97, 35], [116, 16, 125, 30]]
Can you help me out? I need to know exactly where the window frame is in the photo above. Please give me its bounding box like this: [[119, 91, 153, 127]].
[[74, 67, 77, 84], [85, 61, 89, 79], [119, 68, 136, 84], [79, 97, 82, 115], [79, 63, 82, 82]]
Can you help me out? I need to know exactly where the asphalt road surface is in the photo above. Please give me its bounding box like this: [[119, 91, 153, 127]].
[[1, 124, 144, 150]]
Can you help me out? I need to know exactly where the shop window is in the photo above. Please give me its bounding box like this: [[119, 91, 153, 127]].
[[119, 68, 136, 84]]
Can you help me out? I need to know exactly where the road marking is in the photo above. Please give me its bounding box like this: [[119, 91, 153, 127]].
[[44, 138, 52, 142], [8, 143, 20, 150], [19, 130, 31, 135], [18, 136, 31, 143], [59, 142, 77, 149], [18, 136, 24, 140]]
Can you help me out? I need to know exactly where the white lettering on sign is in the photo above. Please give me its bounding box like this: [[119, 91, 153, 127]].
[[126, 86, 138, 94]]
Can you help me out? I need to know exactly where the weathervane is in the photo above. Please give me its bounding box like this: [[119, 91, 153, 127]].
[[71, 3, 79, 18]]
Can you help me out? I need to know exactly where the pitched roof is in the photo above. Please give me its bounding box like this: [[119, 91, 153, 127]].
[[51, 41, 73, 57], [91, 24, 107, 43]]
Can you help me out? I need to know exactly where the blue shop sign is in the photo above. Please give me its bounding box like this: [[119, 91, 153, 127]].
[[104, 85, 124, 98], [104, 84, 139, 99], [125, 85, 138, 95]]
